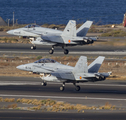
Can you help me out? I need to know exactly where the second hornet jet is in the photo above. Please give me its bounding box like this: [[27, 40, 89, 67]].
[[17, 56, 111, 91], [7, 20, 97, 54]]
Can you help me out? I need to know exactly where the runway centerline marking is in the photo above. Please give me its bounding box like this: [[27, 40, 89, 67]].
[[0, 82, 126, 87], [1, 51, 126, 55], [0, 94, 126, 101]]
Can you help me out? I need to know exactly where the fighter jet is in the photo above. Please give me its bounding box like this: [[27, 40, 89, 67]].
[[7, 20, 97, 54], [16, 56, 111, 91]]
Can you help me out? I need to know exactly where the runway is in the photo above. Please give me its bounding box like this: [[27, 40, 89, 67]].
[[1, 43, 126, 57], [0, 110, 126, 120], [0, 76, 126, 109], [0, 76, 126, 119]]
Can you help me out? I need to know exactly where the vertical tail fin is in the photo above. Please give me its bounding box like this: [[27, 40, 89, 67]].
[[76, 20, 93, 37], [73, 56, 88, 74], [61, 20, 76, 37], [88, 56, 105, 73]]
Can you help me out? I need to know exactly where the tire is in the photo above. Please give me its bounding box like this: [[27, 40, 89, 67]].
[[31, 46, 36, 50], [75, 85, 80, 91], [64, 49, 69, 54], [60, 86, 64, 91], [31, 46, 34, 50], [41, 82, 47, 86], [33, 46, 36, 50], [49, 49, 54, 54]]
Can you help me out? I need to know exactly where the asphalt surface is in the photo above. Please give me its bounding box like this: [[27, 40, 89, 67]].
[[0, 76, 126, 119], [0, 110, 126, 120], [0, 43, 126, 57], [0, 76, 126, 108]]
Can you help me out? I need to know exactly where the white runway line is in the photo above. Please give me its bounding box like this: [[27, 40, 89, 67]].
[[1, 51, 126, 55], [0, 82, 40, 85], [0, 81, 126, 87], [0, 94, 126, 101]]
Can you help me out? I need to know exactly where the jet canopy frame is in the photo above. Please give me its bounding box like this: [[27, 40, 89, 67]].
[[34, 58, 56, 63], [24, 24, 40, 28]]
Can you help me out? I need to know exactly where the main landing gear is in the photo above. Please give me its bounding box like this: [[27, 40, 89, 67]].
[[31, 45, 36, 50], [41, 81, 47, 86], [49, 46, 69, 55], [73, 83, 80, 91], [59, 82, 81, 91], [64, 49, 69, 54], [62, 46, 69, 55]]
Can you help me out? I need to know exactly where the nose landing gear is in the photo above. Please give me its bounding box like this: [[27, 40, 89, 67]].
[[73, 83, 80, 91], [49, 46, 54, 54], [60, 82, 65, 91]]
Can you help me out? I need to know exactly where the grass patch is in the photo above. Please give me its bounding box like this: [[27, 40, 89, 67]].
[[4, 98, 15, 102], [7, 104, 17, 109], [36, 56, 42, 60], [0, 97, 117, 112]]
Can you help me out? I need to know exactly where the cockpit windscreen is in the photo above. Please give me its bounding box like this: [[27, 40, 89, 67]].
[[24, 25, 40, 28], [34, 58, 56, 63]]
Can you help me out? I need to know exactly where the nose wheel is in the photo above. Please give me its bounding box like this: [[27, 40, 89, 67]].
[[49, 49, 54, 54], [49, 46, 54, 54], [60, 82, 65, 91], [60, 86, 65, 91]]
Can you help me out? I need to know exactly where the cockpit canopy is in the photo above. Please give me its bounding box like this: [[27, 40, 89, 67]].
[[24, 24, 40, 28], [34, 58, 56, 63]]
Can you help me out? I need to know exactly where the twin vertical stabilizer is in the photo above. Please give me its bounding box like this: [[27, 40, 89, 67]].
[[73, 56, 88, 74], [76, 21, 93, 37], [61, 20, 76, 37], [73, 56, 105, 74], [88, 56, 105, 73]]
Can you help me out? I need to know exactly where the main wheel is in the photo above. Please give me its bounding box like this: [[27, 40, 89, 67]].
[[49, 49, 54, 54], [75, 85, 80, 91], [64, 49, 69, 54], [41, 82, 47, 86], [60, 86, 64, 91], [31, 46, 36, 50]]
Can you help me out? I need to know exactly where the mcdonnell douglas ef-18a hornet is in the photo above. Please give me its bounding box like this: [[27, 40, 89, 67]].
[[16, 56, 111, 91], [7, 20, 97, 54]]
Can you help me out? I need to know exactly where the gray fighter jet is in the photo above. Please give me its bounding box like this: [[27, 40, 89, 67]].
[[7, 20, 97, 54], [16, 56, 111, 91]]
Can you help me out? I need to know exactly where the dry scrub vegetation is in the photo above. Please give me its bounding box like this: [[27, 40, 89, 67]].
[[0, 97, 116, 112]]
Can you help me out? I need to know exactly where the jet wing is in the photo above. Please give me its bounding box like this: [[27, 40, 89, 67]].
[[41, 35, 64, 43], [51, 71, 75, 80]]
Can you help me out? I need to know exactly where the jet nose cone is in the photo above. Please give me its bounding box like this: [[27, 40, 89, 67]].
[[16, 65, 24, 70], [6, 30, 13, 34]]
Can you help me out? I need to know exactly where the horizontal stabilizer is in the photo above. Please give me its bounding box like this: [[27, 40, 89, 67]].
[[76, 21, 93, 37], [88, 56, 105, 73]]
